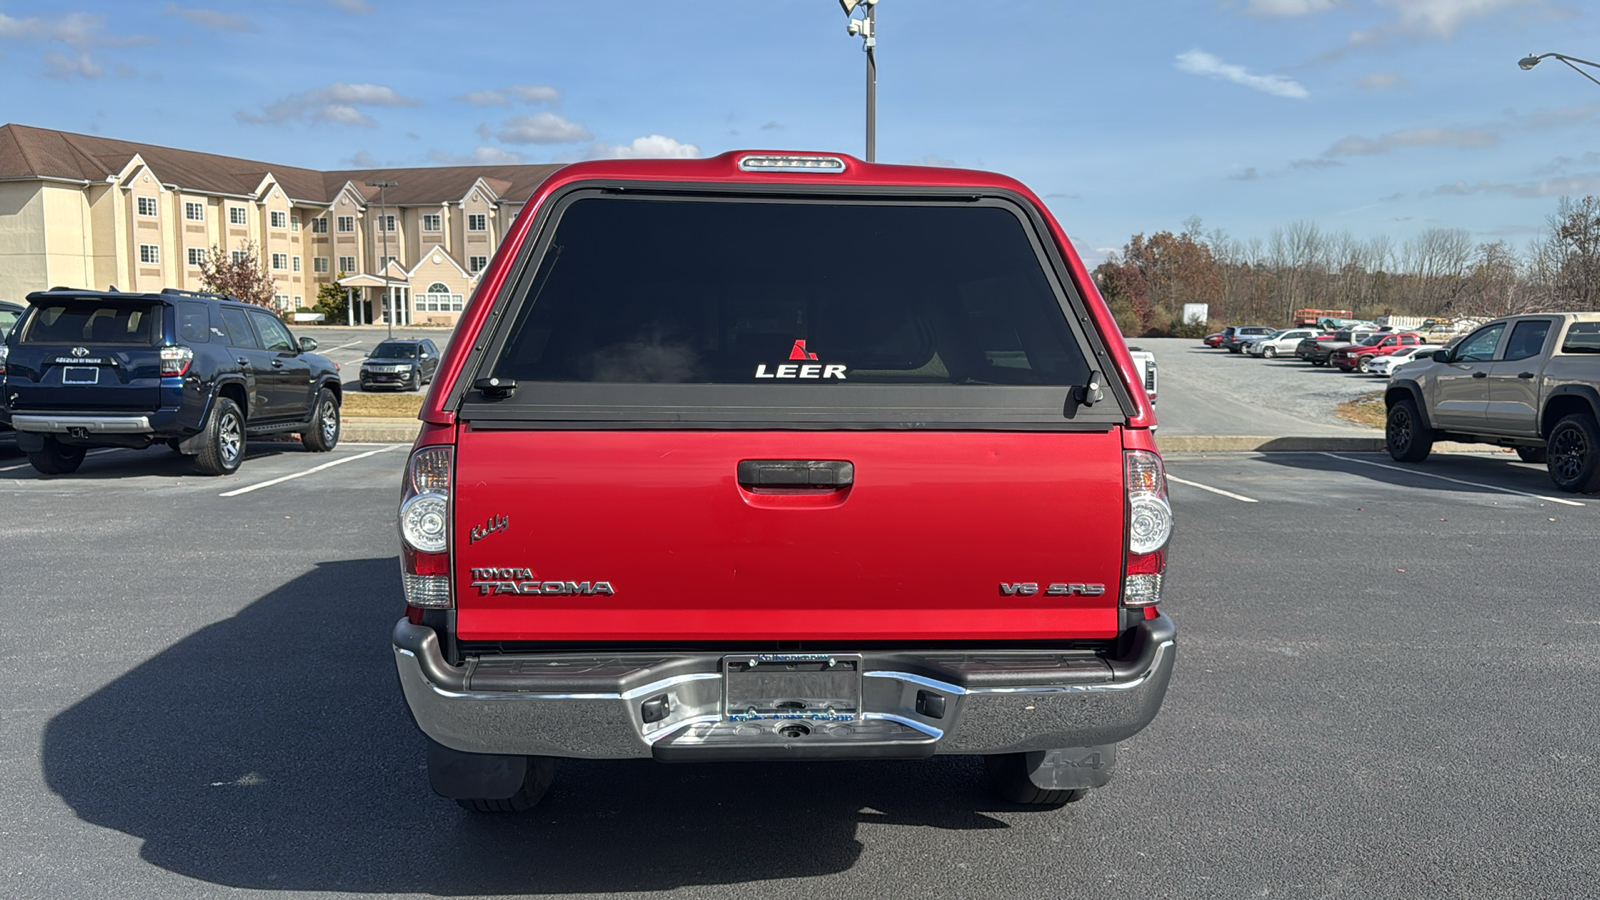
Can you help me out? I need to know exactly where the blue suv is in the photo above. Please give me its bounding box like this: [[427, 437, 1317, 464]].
[[0, 288, 343, 476]]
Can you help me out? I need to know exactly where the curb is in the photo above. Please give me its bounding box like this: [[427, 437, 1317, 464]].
[[341, 416, 421, 443], [1156, 435, 1384, 453]]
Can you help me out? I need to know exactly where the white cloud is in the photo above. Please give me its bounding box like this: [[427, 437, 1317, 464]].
[[1, 10, 154, 78], [1325, 127, 1499, 156], [456, 85, 561, 107], [1368, 0, 1536, 39], [238, 82, 422, 127], [1175, 50, 1309, 99], [1427, 173, 1600, 198], [330, 0, 372, 13], [916, 154, 957, 167], [497, 112, 592, 144], [1357, 72, 1405, 89], [1245, 0, 1342, 15], [427, 146, 528, 165], [164, 5, 255, 32], [588, 135, 700, 159]]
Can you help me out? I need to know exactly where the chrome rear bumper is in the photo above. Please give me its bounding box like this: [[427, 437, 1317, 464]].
[[393, 616, 1175, 761]]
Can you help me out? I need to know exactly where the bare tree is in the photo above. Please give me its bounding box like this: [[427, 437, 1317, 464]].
[[197, 242, 275, 308]]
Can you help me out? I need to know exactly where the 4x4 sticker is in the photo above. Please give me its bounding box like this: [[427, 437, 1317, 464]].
[[755, 340, 847, 380]]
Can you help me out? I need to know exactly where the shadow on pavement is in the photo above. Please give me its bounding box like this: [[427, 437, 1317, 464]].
[[43, 558, 1016, 895], [1253, 449, 1560, 498], [9, 441, 311, 481]]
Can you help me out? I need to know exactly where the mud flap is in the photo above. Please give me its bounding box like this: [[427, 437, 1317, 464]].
[[425, 738, 528, 800], [1022, 744, 1117, 791]]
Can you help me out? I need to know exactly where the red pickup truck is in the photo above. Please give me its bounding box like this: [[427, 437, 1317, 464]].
[[392, 152, 1175, 812], [1330, 332, 1423, 372]]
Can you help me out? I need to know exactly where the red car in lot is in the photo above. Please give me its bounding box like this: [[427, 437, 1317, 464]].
[[1202, 332, 1224, 348], [1330, 333, 1424, 372], [391, 150, 1175, 813]]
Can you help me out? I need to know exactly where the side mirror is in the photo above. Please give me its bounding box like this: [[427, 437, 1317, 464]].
[[299, 336, 319, 352]]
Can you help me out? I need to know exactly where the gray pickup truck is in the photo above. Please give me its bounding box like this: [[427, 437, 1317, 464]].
[[1384, 313, 1600, 492]]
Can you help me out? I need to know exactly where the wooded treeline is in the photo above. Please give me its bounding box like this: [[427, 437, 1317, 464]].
[[1092, 196, 1600, 336]]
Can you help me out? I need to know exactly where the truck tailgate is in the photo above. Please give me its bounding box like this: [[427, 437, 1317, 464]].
[[453, 428, 1125, 642]]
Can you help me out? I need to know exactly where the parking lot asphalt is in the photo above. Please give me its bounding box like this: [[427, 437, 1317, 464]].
[[3, 446, 1597, 899], [296, 324, 451, 395], [1137, 337, 1386, 437]]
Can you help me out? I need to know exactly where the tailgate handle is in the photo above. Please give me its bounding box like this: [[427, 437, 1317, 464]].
[[737, 459, 853, 489]]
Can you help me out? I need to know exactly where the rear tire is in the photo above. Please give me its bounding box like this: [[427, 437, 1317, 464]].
[[1358, 357, 1373, 373], [1386, 396, 1434, 463], [301, 388, 340, 453], [1311, 359, 1326, 367], [1515, 446, 1547, 464], [1546, 413, 1600, 493], [455, 757, 556, 813], [194, 398, 245, 476], [984, 753, 1088, 808], [27, 438, 87, 476]]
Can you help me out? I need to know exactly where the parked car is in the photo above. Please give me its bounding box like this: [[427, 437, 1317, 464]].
[[0, 287, 343, 476], [1202, 331, 1224, 348], [0, 300, 22, 337], [1248, 328, 1320, 359], [1385, 313, 1600, 491], [1367, 344, 1437, 377], [1223, 325, 1275, 353], [1330, 333, 1425, 373], [391, 151, 1176, 812], [1296, 328, 1379, 366], [360, 338, 440, 391], [1127, 345, 1158, 403]]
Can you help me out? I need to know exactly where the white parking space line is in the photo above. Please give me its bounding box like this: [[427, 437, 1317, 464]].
[[1166, 474, 1259, 503], [323, 340, 363, 352], [1319, 452, 1585, 508], [220, 446, 400, 497], [0, 448, 119, 474]]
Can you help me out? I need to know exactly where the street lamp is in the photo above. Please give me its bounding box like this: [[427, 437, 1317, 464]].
[[365, 179, 399, 337], [1517, 52, 1600, 88], [839, 0, 878, 162]]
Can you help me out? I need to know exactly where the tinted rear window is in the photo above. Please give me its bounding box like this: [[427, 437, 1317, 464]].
[[1562, 322, 1600, 353], [489, 197, 1090, 388], [21, 300, 160, 345], [372, 343, 419, 359]]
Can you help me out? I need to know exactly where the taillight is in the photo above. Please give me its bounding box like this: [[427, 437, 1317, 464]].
[[400, 446, 453, 609], [159, 345, 194, 377], [1124, 450, 1172, 608], [0, 343, 8, 374]]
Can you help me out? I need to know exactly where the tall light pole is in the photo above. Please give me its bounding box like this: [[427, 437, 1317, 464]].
[[840, 0, 878, 161], [365, 179, 399, 337], [1517, 52, 1600, 88]]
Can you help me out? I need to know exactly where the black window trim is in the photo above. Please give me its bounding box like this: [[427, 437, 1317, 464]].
[[446, 180, 1134, 430]]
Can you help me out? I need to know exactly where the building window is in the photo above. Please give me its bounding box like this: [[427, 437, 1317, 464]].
[[313, 256, 330, 274], [416, 283, 464, 314], [271, 253, 288, 270], [376, 215, 396, 232], [293, 295, 303, 307], [338, 255, 356, 273], [187, 247, 206, 267], [137, 196, 158, 217], [378, 254, 401, 270], [229, 206, 247, 226], [139, 244, 160, 264], [336, 215, 354, 233], [467, 213, 487, 232], [311, 216, 328, 234], [232, 249, 248, 264], [292, 256, 302, 273], [270, 210, 288, 229], [274, 294, 290, 310], [290, 214, 301, 233], [469, 255, 488, 273], [422, 213, 441, 232], [184, 201, 205, 222]]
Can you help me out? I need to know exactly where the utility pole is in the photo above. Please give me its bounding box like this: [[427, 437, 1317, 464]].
[[840, 0, 878, 162], [365, 179, 399, 337]]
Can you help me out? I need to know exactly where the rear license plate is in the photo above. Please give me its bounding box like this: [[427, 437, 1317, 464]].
[[62, 366, 100, 385], [723, 653, 861, 721], [374, 376, 391, 381]]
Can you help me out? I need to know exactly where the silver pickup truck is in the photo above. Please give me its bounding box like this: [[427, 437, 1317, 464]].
[[1384, 312, 1600, 492]]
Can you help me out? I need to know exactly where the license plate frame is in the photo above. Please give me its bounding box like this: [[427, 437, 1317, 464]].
[[722, 653, 862, 722], [62, 366, 100, 385]]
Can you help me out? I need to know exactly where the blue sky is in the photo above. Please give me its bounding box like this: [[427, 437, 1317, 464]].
[[4, 0, 1600, 263]]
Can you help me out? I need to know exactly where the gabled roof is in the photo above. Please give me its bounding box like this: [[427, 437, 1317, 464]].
[[0, 123, 565, 206]]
